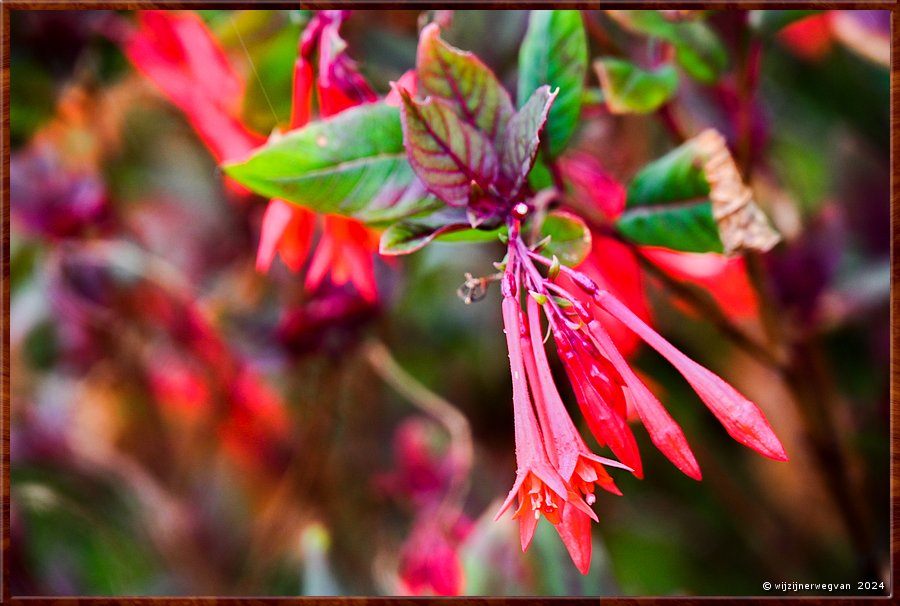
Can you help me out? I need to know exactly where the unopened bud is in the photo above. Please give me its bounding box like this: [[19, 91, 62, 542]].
[[532, 235, 552, 251], [548, 255, 561, 280], [529, 291, 548, 305], [511, 202, 529, 221]]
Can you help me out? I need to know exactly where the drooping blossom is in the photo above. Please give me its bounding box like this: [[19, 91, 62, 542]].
[[560, 152, 760, 356], [122, 10, 381, 302], [254, 10, 380, 302], [513, 206, 787, 477], [493, 204, 787, 571], [120, 10, 265, 165], [494, 215, 630, 573]]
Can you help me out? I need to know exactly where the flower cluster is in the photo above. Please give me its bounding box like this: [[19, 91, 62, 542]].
[[495, 203, 787, 573], [122, 10, 380, 302]]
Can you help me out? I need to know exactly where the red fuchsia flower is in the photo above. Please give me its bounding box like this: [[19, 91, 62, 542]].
[[122, 10, 382, 302], [516, 221, 788, 481], [120, 10, 264, 167], [254, 10, 381, 301], [494, 217, 630, 573], [559, 152, 760, 356], [397, 517, 466, 596]]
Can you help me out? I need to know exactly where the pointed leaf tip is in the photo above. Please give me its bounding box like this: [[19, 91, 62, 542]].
[[595, 290, 788, 464], [417, 22, 514, 144], [499, 85, 558, 196]]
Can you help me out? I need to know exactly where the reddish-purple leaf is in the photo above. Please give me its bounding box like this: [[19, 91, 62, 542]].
[[397, 88, 498, 207], [416, 23, 514, 144], [499, 85, 557, 196]]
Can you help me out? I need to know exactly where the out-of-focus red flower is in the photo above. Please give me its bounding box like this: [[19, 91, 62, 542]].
[[560, 152, 759, 358], [305, 216, 380, 303], [778, 11, 889, 67], [397, 518, 466, 596], [376, 417, 453, 507], [380, 416, 471, 595], [122, 10, 382, 302], [256, 11, 380, 301], [256, 199, 316, 273], [778, 13, 833, 60], [219, 367, 291, 473], [122, 10, 264, 163], [147, 352, 210, 422]]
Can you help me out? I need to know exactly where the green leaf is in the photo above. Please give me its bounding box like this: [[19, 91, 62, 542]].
[[608, 11, 728, 84], [622, 129, 779, 255], [626, 139, 709, 208], [499, 85, 557, 196], [223, 103, 437, 224], [538, 211, 592, 266], [594, 58, 679, 114], [749, 10, 822, 37], [380, 207, 503, 255], [616, 201, 724, 253], [398, 90, 499, 207], [518, 10, 587, 158], [416, 23, 514, 144]]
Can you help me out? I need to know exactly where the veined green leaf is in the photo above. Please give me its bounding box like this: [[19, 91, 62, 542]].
[[398, 90, 499, 208], [223, 103, 438, 224], [518, 10, 587, 158], [538, 211, 592, 266], [594, 58, 678, 114], [626, 140, 709, 208], [417, 23, 514, 144], [621, 129, 780, 255], [499, 85, 557, 196], [616, 202, 724, 253]]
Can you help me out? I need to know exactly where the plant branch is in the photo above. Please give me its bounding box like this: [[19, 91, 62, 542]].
[[364, 339, 473, 521]]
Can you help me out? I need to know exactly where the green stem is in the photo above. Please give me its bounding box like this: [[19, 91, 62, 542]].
[[364, 340, 473, 522]]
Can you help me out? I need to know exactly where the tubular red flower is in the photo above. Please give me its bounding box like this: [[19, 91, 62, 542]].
[[289, 56, 315, 129], [554, 330, 644, 477], [254, 13, 380, 300], [587, 318, 702, 480], [554, 502, 594, 576], [122, 10, 265, 164], [495, 293, 569, 552], [256, 200, 316, 273], [595, 290, 788, 462], [523, 296, 630, 500], [305, 216, 379, 303]]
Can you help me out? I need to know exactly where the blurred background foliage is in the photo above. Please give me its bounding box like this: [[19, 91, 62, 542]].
[[9, 9, 889, 596]]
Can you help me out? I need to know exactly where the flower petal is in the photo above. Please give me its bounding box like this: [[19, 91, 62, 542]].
[[596, 291, 788, 462], [589, 320, 702, 480], [290, 57, 314, 129], [554, 503, 593, 575], [257, 200, 296, 272]]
